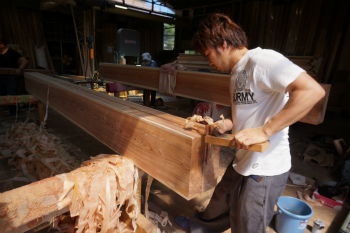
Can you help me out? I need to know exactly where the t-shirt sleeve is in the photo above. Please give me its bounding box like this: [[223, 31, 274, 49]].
[[255, 50, 305, 93]]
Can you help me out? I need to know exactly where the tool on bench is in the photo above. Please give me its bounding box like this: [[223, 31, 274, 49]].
[[205, 126, 270, 152]]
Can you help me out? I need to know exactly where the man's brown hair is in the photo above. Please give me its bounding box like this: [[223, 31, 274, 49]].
[[192, 13, 248, 52]]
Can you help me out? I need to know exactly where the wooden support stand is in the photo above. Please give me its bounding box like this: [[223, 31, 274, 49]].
[[0, 95, 36, 105]]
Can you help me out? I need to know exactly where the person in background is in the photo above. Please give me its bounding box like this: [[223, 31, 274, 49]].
[[141, 52, 157, 107], [174, 13, 325, 233], [0, 38, 28, 115]]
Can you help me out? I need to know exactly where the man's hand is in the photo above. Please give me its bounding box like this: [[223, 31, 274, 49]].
[[230, 127, 269, 150], [15, 68, 23, 76], [207, 119, 233, 135]]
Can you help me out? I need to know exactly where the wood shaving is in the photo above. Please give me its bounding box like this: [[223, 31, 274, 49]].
[[147, 210, 172, 230], [193, 205, 205, 212], [1, 123, 139, 232], [55, 154, 139, 233], [0, 122, 80, 185], [184, 114, 226, 132]]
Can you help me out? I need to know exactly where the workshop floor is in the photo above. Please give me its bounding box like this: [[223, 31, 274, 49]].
[[1, 93, 350, 233]]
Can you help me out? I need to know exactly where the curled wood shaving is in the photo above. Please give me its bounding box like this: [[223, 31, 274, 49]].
[[56, 154, 139, 233], [184, 114, 226, 131], [147, 210, 172, 230]]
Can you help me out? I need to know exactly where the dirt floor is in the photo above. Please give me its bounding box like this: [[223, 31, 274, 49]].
[[1, 93, 350, 233]]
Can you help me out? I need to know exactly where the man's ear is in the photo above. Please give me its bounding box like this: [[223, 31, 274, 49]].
[[222, 41, 228, 51]]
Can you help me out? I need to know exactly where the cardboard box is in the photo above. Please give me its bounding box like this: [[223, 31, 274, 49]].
[[312, 188, 346, 211]]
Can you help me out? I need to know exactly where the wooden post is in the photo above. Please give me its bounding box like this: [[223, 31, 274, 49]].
[[37, 101, 45, 123], [143, 89, 151, 106], [137, 170, 145, 212]]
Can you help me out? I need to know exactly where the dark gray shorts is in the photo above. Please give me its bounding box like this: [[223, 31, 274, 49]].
[[189, 163, 289, 233]]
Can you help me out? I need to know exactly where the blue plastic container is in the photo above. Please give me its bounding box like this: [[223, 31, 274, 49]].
[[275, 196, 313, 233]]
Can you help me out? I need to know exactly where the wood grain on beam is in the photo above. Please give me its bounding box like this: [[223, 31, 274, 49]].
[[0, 176, 69, 233], [24, 72, 213, 199]]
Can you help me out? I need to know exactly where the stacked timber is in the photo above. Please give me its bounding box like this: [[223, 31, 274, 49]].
[[24, 72, 219, 200]]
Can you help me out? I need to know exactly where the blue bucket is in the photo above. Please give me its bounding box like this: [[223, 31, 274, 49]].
[[275, 196, 313, 233]]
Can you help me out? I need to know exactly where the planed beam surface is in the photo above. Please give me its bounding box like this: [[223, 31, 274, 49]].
[[24, 72, 210, 199]]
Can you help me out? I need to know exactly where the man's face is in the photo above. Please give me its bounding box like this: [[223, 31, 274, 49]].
[[204, 46, 230, 73]]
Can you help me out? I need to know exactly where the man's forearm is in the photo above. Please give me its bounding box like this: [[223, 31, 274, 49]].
[[18, 57, 28, 69], [262, 75, 325, 138]]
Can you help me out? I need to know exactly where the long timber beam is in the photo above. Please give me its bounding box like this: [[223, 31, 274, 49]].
[[99, 63, 231, 107], [99, 63, 330, 125], [24, 72, 213, 200]]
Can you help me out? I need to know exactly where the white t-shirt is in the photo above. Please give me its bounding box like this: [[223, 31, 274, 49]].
[[230, 47, 305, 176]]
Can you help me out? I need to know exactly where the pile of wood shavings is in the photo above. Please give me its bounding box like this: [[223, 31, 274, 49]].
[[0, 122, 80, 183], [184, 114, 225, 130], [54, 154, 139, 233]]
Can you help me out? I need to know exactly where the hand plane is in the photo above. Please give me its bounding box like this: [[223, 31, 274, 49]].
[[205, 133, 270, 152]]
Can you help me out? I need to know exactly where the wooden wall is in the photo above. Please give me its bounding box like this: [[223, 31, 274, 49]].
[[0, 0, 54, 70], [178, 0, 350, 113], [180, 0, 350, 85]]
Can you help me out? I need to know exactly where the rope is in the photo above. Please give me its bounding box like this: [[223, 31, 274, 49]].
[[25, 101, 32, 123], [14, 99, 18, 124], [40, 86, 50, 130]]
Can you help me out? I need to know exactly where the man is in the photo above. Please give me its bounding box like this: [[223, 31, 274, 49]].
[[0, 38, 28, 115], [0, 38, 28, 95], [175, 13, 325, 233], [141, 52, 157, 107]]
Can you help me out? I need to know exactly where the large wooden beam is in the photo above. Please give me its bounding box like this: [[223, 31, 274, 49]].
[[99, 63, 231, 107], [24, 72, 213, 200], [99, 63, 330, 125]]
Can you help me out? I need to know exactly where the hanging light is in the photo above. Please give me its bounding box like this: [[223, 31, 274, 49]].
[[115, 4, 128, 9]]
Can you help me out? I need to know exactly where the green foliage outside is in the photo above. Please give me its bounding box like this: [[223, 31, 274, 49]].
[[163, 23, 175, 50]]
